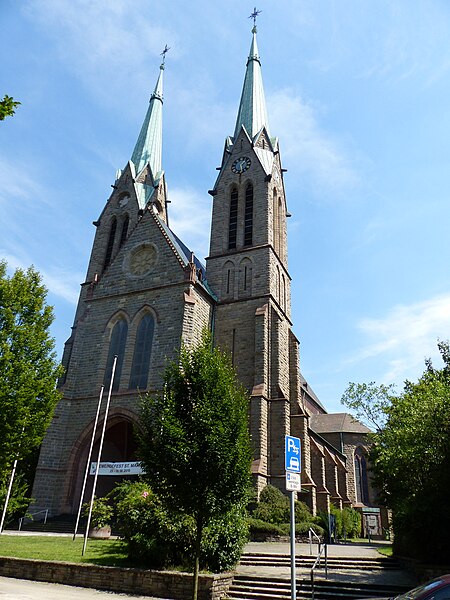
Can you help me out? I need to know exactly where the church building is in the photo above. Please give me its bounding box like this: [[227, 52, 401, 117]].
[[31, 22, 383, 534]]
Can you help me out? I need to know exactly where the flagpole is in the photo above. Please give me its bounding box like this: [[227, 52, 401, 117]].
[[82, 356, 117, 556], [0, 458, 18, 534], [73, 385, 104, 540]]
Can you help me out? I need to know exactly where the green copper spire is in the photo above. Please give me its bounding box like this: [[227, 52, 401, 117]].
[[131, 61, 164, 177], [233, 24, 270, 141]]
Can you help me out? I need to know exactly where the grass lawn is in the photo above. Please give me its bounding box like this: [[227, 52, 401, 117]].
[[377, 545, 393, 557], [0, 535, 130, 567]]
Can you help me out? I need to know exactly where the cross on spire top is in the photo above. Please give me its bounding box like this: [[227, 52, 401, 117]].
[[160, 44, 170, 69], [249, 7, 261, 32]]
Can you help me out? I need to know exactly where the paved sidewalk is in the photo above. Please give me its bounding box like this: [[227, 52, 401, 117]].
[[245, 540, 386, 557], [0, 576, 163, 599]]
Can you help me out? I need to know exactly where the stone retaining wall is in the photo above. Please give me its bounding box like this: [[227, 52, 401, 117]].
[[0, 556, 233, 600]]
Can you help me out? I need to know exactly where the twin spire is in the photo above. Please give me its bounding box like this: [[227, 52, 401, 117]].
[[233, 23, 270, 141], [129, 15, 271, 184], [131, 64, 163, 178], [131, 46, 169, 179]]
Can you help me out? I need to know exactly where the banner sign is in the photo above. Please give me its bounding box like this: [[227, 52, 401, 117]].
[[90, 461, 143, 476]]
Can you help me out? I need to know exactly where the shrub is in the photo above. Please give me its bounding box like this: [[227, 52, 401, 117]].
[[317, 505, 361, 540], [342, 507, 361, 538], [295, 500, 313, 524], [247, 518, 286, 536], [82, 496, 113, 529], [112, 481, 247, 572], [252, 485, 289, 524], [295, 521, 325, 536], [112, 481, 192, 568], [201, 503, 249, 572], [0, 473, 31, 523]]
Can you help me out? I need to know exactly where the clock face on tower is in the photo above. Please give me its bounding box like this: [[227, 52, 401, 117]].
[[231, 156, 251, 174]]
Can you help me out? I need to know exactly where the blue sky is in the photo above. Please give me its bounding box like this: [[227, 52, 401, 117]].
[[2, 0, 450, 413]]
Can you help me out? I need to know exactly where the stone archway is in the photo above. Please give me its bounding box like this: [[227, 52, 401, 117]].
[[65, 410, 140, 514]]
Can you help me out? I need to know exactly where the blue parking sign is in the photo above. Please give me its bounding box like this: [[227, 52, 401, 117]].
[[285, 435, 301, 473]]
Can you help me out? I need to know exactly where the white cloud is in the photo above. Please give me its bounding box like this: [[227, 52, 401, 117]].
[[0, 158, 47, 205], [23, 0, 175, 104], [360, 2, 450, 86], [2, 253, 80, 305], [168, 186, 211, 261], [269, 89, 360, 199], [346, 293, 450, 385]]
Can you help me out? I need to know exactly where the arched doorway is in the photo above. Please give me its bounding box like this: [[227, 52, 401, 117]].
[[67, 414, 139, 514]]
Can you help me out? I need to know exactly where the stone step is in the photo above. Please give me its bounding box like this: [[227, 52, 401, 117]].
[[239, 552, 402, 570], [228, 575, 410, 600]]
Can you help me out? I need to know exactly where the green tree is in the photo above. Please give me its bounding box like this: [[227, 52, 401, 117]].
[[0, 95, 20, 121], [139, 332, 252, 599], [341, 341, 450, 563], [341, 381, 395, 431], [0, 262, 62, 513]]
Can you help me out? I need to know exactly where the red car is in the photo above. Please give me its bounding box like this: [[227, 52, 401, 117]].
[[362, 575, 450, 599]]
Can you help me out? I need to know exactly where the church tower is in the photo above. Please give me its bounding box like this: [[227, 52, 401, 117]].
[[206, 23, 302, 494]]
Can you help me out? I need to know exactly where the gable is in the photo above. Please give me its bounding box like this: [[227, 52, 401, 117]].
[[93, 207, 187, 299]]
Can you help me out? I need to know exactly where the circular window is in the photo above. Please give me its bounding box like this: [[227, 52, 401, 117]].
[[128, 244, 157, 276]]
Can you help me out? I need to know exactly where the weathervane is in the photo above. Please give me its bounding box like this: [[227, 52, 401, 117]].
[[160, 44, 170, 68], [249, 7, 261, 32]]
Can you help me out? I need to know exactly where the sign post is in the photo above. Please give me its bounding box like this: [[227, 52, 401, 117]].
[[285, 435, 301, 600]]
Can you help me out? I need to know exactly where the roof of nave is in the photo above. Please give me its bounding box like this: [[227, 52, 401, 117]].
[[309, 412, 371, 434], [300, 372, 328, 413], [155, 212, 217, 301]]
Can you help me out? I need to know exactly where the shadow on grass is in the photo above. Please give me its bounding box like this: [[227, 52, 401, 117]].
[[80, 539, 134, 567]]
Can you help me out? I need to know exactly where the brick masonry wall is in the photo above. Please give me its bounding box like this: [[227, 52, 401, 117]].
[[0, 557, 233, 600]]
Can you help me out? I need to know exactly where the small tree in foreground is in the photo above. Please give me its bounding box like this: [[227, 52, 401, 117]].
[[139, 332, 252, 599]]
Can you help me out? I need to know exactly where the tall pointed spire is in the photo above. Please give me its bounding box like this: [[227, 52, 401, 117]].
[[233, 16, 270, 141], [131, 54, 166, 178]]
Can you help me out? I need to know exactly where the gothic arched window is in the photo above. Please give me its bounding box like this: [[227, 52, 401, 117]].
[[354, 447, 369, 505], [104, 318, 128, 391], [244, 183, 253, 247], [228, 187, 238, 250], [103, 217, 117, 271], [119, 215, 129, 247], [129, 314, 155, 390]]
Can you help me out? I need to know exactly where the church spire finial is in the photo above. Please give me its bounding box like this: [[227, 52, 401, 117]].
[[249, 7, 261, 33], [233, 11, 269, 141], [160, 44, 170, 70], [131, 48, 169, 177]]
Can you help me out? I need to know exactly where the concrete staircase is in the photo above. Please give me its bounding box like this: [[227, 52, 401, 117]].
[[239, 552, 401, 570], [227, 551, 413, 600], [228, 574, 410, 599]]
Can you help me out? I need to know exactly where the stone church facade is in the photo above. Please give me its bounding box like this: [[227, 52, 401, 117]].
[[31, 25, 382, 530]]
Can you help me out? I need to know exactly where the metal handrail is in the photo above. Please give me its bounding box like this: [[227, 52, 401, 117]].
[[18, 509, 48, 531], [308, 527, 322, 555], [310, 543, 327, 600]]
